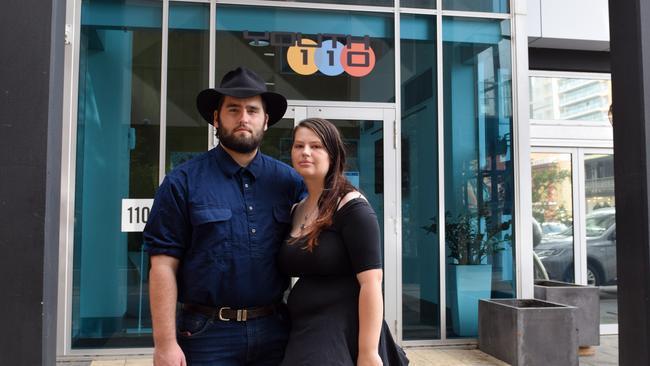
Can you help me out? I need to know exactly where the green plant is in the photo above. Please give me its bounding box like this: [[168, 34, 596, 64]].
[[422, 211, 511, 265]]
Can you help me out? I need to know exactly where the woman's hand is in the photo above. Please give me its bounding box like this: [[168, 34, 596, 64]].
[[357, 351, 382, 366]]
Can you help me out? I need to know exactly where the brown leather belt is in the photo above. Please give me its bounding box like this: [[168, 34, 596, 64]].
[[182, 303, 278, 322]]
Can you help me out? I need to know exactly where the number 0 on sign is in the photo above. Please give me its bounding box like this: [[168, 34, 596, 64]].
[[121, 198, 154, 232]]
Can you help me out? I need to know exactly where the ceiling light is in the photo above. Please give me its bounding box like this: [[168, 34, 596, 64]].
[[249, 40, 270, 47]]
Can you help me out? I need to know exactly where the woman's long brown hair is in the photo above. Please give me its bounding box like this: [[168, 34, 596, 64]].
[[290, 118, 356, 251]]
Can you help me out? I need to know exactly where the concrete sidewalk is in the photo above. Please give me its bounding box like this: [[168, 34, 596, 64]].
[[57, 335, 618, 366], [406, 335, 618, 365]]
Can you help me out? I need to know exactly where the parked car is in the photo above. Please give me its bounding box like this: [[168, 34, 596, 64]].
[[534, 208, 616, 286], [540, 221, 569, 236]]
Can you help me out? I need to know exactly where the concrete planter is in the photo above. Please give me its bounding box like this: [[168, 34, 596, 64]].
[[534, 279, 600, 347], [478, 299, 578, 366]]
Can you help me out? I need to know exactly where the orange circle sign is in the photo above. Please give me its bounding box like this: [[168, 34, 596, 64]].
[[340, 43, 375, 77], [287, 39, 318, 75]]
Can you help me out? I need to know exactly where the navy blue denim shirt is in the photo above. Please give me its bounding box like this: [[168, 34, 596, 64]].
[[144, 145, 305, 308]]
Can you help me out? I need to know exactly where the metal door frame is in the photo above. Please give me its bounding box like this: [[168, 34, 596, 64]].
[[286, 103, 400, 339]]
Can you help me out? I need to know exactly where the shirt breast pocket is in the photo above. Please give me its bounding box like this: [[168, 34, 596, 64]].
[[272, 205, 292, 245], [190, 207, 233, 268]]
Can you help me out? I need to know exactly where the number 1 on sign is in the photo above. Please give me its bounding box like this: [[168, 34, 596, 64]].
[[127, 206, 150, 225], [301, 49, 309, 65], [122, 198, 154, 232], [287, 39, 318, 75]]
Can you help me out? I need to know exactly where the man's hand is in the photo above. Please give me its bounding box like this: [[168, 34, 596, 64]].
[[150, 255, 183, 365], [154, 342, 186, 366]]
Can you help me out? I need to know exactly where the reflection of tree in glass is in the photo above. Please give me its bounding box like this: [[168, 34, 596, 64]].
[[531, 163, 571, 224], [555, 205, 571, 225], [422, 211, 511, 265]]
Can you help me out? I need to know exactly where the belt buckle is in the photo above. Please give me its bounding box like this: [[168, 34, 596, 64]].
[[218, 307, 231, 321], [237, 309, 247, 321]]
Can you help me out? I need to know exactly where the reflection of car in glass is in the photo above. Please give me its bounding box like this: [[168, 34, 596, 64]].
[[534, 208, 616, 286], [541, 222, 569, 236]]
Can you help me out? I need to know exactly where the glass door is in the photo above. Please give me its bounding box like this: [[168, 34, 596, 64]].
[[307, 105, 399, 337], [582, 150, 617, 334], [531, 149, 577, 283], [531, 147, 617, 334], [274, 104, 400, 336]]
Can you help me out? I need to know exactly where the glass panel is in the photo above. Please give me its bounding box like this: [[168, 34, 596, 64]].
[[73, 0, 162, 348], [531, 153, 575, 283], [166, 2, 210, 172], [400, 14, 440, 340], [260, 118, 295, 165], [442, 17, 515, 338], [276, 0, 393, 6], [443, 0, 508, 13], [215, 5, 395, 103], [584, 153, 617, 324], [529, 76, 612, 123], [401, 0, 435, 9], [329, 120, 385, 251]]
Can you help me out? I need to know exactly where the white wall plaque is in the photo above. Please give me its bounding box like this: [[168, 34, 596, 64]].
[[121, 199, 154, 232]]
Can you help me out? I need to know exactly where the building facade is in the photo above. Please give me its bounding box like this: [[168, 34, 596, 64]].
[[526, 0, 617, 336], [52, 0, 612, 359]]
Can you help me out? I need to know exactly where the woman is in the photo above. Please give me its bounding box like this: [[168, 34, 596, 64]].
[[278, 118, 408, 366]]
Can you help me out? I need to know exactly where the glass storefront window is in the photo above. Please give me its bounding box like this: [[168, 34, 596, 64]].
[[166, 2, 210, 172], [276, 0, 394, 6], [400, 14, 440, 340], [215, 5, 395, 103], [67, 0, 524, 350], [73, 0, 162, 348], [584, 154, 617, 324], [442, 16, 515, 338], [332, 119, 385, 237], [531, 153, 575, 283], [260, 118, 295, 166], [443, 0, 508, 13], [530, 75, 612, 123], [401, 0, 435, 9]]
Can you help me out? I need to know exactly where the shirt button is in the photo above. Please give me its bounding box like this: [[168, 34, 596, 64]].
[[251, 228, 256, 234], [248, 206, 253, 211], [244, 183, 249, 188]]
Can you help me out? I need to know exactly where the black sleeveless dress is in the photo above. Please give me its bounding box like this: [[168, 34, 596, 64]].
[[277, 198, 408, 366]]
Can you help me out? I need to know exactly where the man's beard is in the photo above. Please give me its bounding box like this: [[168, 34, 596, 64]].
[[216, 125, 265, 153]]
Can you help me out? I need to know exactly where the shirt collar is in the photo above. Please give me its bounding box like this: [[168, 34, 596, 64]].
[[213, 144, 264, 179]]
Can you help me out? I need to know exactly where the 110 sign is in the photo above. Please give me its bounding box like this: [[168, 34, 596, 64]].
[[121, 199, 154, 232], [243, 31, 376, 77], [287, 39, 375, 77]]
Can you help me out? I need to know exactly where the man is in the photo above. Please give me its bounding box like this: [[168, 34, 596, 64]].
[[144, 67, 304, 366]]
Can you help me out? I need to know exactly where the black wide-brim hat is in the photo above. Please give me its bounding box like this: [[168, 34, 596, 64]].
[[196, 67, 287, 126]]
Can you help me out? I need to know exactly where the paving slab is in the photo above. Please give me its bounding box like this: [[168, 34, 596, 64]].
[[578, 335, 619, 366], [89, 361, 125, 366], [124, 358, 153, 366], [405, 348, 509, 366], [56, 335, 619, 366]]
